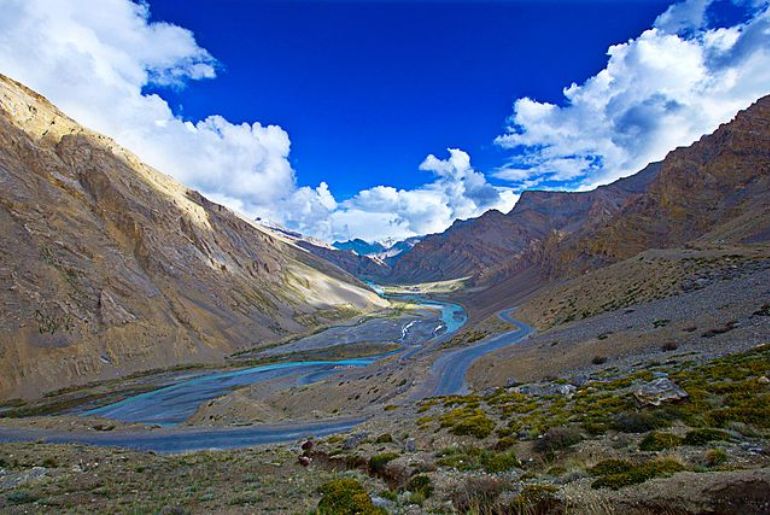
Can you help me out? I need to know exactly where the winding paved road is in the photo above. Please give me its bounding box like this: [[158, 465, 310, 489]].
[[0, 305, 532, 453], [0, 417, 367, 453]]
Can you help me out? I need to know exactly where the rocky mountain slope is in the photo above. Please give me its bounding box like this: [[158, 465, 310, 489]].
[[387, 162, 660, 284], [0, 75, 386, 400], [387, 95, 770, 288]]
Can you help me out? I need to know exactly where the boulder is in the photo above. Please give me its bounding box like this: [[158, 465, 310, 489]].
[[634, 378, 688, 406], [342, 432, 368, 450]]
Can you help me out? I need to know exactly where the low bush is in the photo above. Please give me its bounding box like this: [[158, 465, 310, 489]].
[[368, 453, 399, 476], [682, 428, 731, 446], [534, 427, 583, 455], [374, 433, 393, 443], [704, 448, 728, 467], [6, 490, 39, 505], [591, 458, 685, 490], [510, 484, 562, 514], [439, 407, 495, 439], [639, 431, 683, 451], [480, 449, 520, 473], [493, 435, 517, 451], [405, 474, 433, 498], [592, 355, 608, 365], [317, 478, 384, 515], [661, 341, 679, 352], [449, 476, 507, 514], [436, 446, 520, 474], [611, 411, 669, 433]]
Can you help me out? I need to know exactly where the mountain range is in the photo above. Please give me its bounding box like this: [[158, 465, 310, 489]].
[[312, 95, 770, 311], [1, 73, 769, 401]]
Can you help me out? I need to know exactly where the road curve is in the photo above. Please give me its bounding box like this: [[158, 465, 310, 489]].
[[425, 308, 534, 397], [0, 417, 367, 453]]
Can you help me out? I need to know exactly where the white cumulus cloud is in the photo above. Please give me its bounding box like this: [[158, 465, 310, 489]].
[[0, 0, 514, 244], [0, 0, 295, 217], [494, 0, 770, 190], [288, 149, 518, 242]]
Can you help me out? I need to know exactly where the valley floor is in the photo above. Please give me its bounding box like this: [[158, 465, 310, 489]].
[[1, 245, 769, 513]]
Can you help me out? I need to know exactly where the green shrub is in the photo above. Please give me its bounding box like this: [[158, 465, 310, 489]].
[[405, 474, 433, 498], [611, 411, 669, 433], [436, 446, 519, 474], [493, 436, 517, 451], [317, 478, 384, 515], [374, 433, 393, 443], [682, 428, 731, 446], [480, 450, 520, 473], [534, 427, 583, 454], [591, 458, 685, 490], [368, 453, 399, 475], [378, 489, 397, 502], [639, 431, 683, 451], [704, 448, 728, 467], [440, 408, 495, 439], [6, 490, 38, 505], [511, 484, 561, 514], [706, 405, 770, 428]]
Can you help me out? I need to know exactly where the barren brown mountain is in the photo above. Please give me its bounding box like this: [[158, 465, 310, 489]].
[[388, 96, 770, 294], [0, 75, 386, 400]]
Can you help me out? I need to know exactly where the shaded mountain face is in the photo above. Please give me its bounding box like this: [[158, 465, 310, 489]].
[[333, 239, 386, 256], [551, 96, 770, 276], [387, 162, 661, 284], [387, 95, 770, 286], [0, 75, 386, 400], [297, 240, 391, 280]]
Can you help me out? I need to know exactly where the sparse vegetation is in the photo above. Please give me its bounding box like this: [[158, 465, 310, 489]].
[[639, 431, 683, 451], [592, 355, 608, 365], [405, 474, 433, 499], [704, 448, 728, 467], [439, 407, 495, 438], [317, 478, 384, 515], [534, 427, 583, 455], [590, 458, 685, 490], [368, 452, 399, 476], [682, 428, 731, 446]]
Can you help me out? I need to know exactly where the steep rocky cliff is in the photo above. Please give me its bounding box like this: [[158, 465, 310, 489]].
[[0, 75, 386, 400], [551, 96, 770, 275], [388, 95, 770, 287], [388, 162, 660, 284]]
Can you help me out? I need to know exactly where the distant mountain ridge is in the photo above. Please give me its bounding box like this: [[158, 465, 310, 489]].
[[333, 239, 386, 256]]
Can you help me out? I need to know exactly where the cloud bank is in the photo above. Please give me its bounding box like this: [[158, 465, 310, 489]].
[[494, 0, 770, 190], [3, 0, 768, 243], [0, 0, 514, 243]]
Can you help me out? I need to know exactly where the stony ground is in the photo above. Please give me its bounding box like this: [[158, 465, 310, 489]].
[[469, 250, 770, 388], [2, 245, 770, 513], [2, 344, 769, 513]]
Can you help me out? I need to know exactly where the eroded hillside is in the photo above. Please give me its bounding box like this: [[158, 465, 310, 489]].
[[0, 75, 386, 400]]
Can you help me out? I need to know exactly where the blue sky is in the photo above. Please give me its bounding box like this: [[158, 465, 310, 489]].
[[145, 0, 671, 198], [2, 0, 769, 242]]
